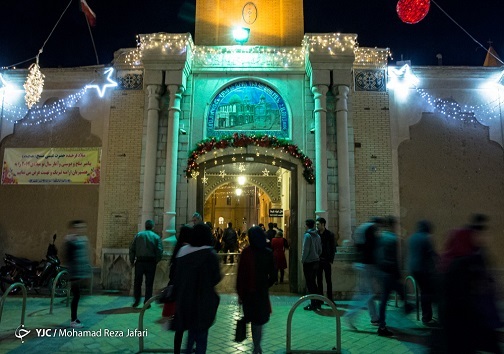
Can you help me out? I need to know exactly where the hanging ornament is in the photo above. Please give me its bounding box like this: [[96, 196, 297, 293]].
[[24, 60, 45, 109], [396, 0, 430, 24], [202, 169, 208, 185]]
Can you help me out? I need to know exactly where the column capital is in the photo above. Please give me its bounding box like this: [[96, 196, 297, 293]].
[[311, 84, 329, 97], [333, 85, 350, 112], [167, 84, 186, 97], [146, 84, 163, 96], [331, 84, 350, 96], [146, 84, 163, 111]]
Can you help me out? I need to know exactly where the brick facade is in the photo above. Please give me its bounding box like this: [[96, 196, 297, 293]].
[[352, 92, 394, 224], [101, 90, 144, 249]]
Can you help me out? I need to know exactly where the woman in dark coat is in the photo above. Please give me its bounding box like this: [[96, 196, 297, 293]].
[[166, 225, 193, 354], [236, 226, 277, 354], [173, 223, 221, 354]]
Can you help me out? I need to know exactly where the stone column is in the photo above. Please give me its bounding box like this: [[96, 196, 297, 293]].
[[334, 85, 352, 241], [163, 84, 184, 239], [142, 84, 162, 226], [312, 84, 329, 221]]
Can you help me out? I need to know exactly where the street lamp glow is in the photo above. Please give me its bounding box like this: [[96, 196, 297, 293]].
[[237, 175, 246, 185], [233, 27, 250, 45]]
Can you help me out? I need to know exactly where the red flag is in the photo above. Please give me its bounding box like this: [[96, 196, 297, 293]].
[[80, 0, 96, 27]]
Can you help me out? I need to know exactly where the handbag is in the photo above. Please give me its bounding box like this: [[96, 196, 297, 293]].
[[158, 284, 175, 304], [234, 317, 247, 342], [234, 306, 247, 342]]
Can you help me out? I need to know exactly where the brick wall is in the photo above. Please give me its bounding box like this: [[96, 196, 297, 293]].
[[101, 90, 144, 248], [352, 92, 394, 224]]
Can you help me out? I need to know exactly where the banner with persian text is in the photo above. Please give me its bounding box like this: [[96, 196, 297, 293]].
[[2, 148, 101, 185]]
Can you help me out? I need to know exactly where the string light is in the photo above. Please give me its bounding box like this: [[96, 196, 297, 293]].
[[23, 62, 45, 109], [355, 47, 392, 66], [389, 64, 504, 123], [417, 89, 502, 123], [193, 45, 305, 68], [2, 89, 86, 126], [302, 33, 357, 55], [123, 32, 393, 68], [1, 68, 117, 126]]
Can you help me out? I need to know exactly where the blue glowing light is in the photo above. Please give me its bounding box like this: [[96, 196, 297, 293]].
[[85, 68, 118, 97]]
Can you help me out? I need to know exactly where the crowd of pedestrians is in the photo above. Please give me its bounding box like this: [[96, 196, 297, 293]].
[[340, 212, 502, 353], [61, 212, 501, 353]]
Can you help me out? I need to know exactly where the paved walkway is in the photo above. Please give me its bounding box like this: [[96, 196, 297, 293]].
[[0, 290, 441, 354]]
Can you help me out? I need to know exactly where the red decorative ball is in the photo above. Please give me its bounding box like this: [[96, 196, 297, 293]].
[[396, 0, 430, 24]]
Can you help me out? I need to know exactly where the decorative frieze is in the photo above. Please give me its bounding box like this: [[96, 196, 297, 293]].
[[354, 69, 387, 92], [116, 70, 143, 90]]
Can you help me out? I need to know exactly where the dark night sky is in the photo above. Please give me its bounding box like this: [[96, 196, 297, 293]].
[[1, 0, 502, 69]]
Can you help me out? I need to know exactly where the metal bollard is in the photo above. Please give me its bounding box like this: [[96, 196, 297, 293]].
[[404, 275, 420, 321], [49, 270, 70, 314], [138, 295, 174, 353], [0, 282, 27, 326], [286, 294, 341, 354]]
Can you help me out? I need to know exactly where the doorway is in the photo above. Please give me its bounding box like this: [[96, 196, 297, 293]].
[[195, 153, 298, 293]]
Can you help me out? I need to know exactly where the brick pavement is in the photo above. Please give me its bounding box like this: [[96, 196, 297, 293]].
[[0, 290, 438, 354]]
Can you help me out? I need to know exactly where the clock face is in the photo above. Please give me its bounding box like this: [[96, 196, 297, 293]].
[[242, 2, 257, 24]]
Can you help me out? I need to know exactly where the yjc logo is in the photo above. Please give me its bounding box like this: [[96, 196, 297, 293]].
[[14, 324, 31, 343]]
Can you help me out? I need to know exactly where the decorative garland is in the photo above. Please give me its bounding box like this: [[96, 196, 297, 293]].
[[185, 133, 315, 184]]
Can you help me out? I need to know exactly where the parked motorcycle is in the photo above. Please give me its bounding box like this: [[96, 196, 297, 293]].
[[0, 234, 69, 296]]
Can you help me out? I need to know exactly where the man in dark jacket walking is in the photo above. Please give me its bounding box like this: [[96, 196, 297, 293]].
[[222, 222, 238, 264], [316, 217, 338, 304], [129, 219, 163, 308], [408, 220, 438, 324]]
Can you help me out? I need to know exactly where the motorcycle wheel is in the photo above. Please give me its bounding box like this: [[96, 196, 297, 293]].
[[48, 273, 69, 297], [0, 274, 21, 295]]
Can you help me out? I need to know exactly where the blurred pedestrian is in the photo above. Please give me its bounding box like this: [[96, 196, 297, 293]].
[[64, 220, 91, 328], [173, 223, 221, 354], [271, 230, 288, 284], [439, 214, 502, 353], [375, 216, 411, 337], [345, 217, 384, 328], [301, 218, 322, 311], [316, 217, 338, 304], [129, 219, 163, 308], [236, 226, 277, 354], [407, 220, 438, 324]]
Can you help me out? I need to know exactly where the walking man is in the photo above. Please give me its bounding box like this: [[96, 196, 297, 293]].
[[375, 216, 411, 336], [222, 222, 238, 264], [408, 220, 438, 324], [345, 217, 384, 328], [316, 217, 338, 304], [301, 218, 322, 311], [129, 219, 163, 308], [64, 220, 91, 328]]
